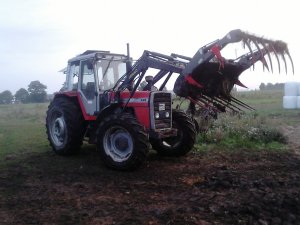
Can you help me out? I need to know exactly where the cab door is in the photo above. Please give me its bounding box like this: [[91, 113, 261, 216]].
[[79, 60, 98, 116]]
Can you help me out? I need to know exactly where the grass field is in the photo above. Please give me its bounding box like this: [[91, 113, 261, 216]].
[[0, 90, 299, 163], [235, 90, 300, 123], [0, 103, 49, 161]]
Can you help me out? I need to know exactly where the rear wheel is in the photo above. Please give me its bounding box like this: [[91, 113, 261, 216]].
[[97, 113, 149, 170], [46, 98, 86, 155], [151, 110, 196, 156]]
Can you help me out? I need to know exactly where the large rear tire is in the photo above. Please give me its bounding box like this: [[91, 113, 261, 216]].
[[97, 113, 149, 171], [151, 110, 196, 157], [46, 98, 86, 155]]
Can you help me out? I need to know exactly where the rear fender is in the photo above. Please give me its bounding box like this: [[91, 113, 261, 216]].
[[52, 92, 78, 106], [53, 92, 96, 121]]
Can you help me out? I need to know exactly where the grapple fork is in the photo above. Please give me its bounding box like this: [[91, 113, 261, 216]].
[[173, 29, 294, 115]]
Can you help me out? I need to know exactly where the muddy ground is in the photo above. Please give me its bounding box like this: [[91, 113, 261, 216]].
[[0, 128, 300, 225]]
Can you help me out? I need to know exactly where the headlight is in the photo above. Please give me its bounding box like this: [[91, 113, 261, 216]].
[[165, 111, 170, 118], [155, 112, 160, 119]]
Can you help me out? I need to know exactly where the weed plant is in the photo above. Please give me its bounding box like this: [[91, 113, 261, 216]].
[[195, 112, 288, 152]]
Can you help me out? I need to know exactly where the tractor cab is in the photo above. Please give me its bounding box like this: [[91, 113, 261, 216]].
[[62, 50, 129, 115]]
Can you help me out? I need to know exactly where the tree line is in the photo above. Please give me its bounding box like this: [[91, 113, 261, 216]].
[[259, 82, 284, 91], [0, 80, 286, 104], [0, 80, 48, 104]]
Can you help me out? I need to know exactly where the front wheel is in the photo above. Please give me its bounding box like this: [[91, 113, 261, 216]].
[[151, 110, 196, 157], [97, 113, 149, 170]]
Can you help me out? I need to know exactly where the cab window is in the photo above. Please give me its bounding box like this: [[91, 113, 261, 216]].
[[80, 61, 96, 100]]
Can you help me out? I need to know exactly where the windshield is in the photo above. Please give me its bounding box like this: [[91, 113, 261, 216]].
[[96, 56, 126, 90]]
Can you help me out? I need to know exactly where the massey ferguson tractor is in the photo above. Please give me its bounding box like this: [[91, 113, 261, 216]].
[[46, 29, 294, 170]]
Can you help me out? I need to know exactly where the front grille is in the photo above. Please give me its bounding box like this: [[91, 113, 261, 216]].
[[151, 92, 172, 129]]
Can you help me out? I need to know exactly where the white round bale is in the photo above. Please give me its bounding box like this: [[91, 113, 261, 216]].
[[297, 96, 300, 109], [283, 96, 297, 109], [284, 82, 298, 96]]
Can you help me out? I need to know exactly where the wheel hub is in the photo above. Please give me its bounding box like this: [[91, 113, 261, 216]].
[[113, 134, 129, 151], [50, 116, 66, 147], [104, 127, 133, 162]]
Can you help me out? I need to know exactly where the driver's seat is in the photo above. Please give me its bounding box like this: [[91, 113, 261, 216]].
[[85, 82, 95, 99]]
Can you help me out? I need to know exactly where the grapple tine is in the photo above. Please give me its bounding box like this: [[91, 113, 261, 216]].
[[260, 41, 273, 73], [281, 53, 288, 74], [286, 50, 295, 74], [252, 39, 269, 72], [230, 96, 255, 110], [243, 39, 255, 70], [269, 43, 281, 74]]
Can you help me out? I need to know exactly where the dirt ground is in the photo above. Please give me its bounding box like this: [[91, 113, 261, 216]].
[[0, 128, 300, 225], [283, 125, 300, 156]]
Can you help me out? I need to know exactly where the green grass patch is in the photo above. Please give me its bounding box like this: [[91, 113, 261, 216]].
[[0, 103, 49, 161], [194, 104, 292, 153], [235, 90, 300, 125], [173, 89, 299, 153]]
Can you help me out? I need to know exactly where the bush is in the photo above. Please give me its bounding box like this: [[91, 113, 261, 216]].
[[246, 126, 287, 144], [196, 113, 288, 150]]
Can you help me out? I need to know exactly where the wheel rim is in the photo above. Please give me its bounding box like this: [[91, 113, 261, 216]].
[[103, 126, 133, 162], [49, 112, 67, 147]]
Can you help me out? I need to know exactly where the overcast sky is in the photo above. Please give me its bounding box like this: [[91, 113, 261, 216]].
[[0, 0, 299, 94]]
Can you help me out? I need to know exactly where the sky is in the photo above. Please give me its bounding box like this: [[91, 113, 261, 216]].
[[0, 0, 299, 94]]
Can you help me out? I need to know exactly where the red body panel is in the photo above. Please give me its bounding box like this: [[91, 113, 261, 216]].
[[132, 107, 150, 129], [55, 91, 96, 121], [119, 91, 151, 129], [56, 91, 151, 128], [76, 94, 97, 121]]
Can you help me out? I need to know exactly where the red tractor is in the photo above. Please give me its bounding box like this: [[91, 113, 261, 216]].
[[46, 48, 196, 170], [46, 30, 293, 170]]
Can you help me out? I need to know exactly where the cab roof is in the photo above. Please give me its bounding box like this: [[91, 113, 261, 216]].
[[68, 50, 128, 63]]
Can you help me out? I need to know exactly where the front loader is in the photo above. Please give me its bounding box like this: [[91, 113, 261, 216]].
[[46, 29, 293, 170], [173, 29, 294, 117]]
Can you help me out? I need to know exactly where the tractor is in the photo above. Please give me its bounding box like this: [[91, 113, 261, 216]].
[[46, 29, 293, 170], [46, 48, 196, 170]]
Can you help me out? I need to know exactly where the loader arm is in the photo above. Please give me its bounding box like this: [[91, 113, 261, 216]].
[[182, 29, 245, 75], [115, 50, 184, 105]]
